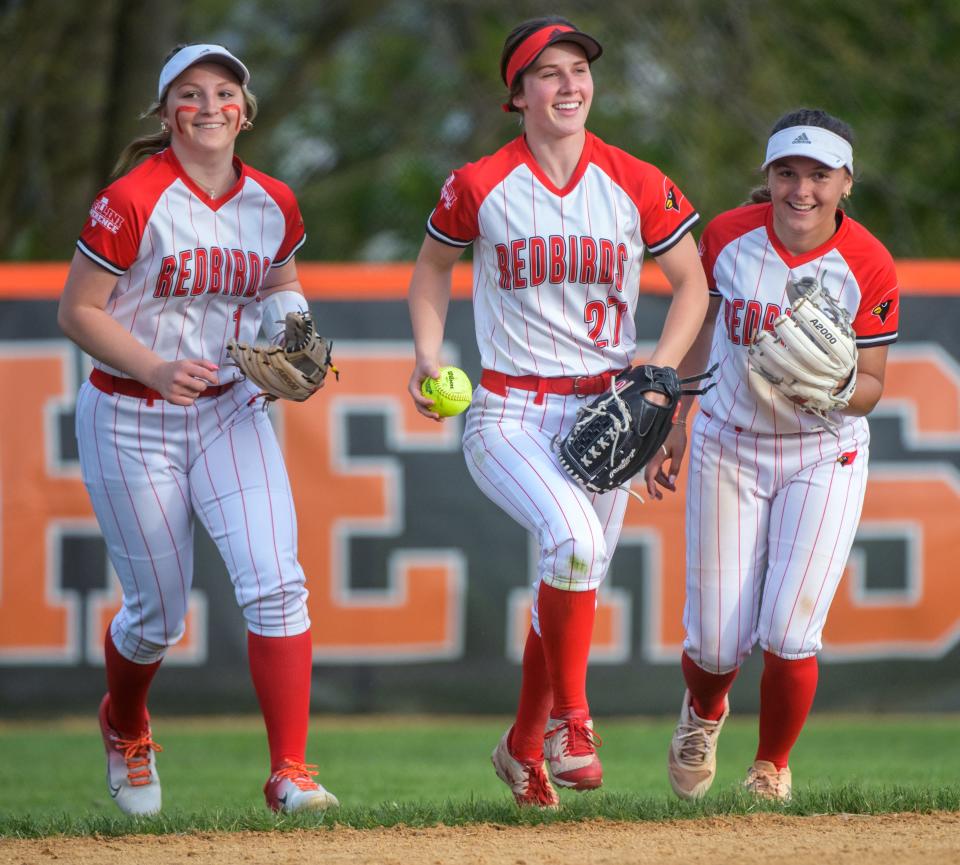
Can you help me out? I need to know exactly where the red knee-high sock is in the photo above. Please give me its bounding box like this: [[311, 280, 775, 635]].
[[756, 651, 819, 769], [509, 625, 553, 762], [537, 582, 596, 720], [104, 629, 162, 738], [681, 651, 738, 721], [247, 630, 313, 771]]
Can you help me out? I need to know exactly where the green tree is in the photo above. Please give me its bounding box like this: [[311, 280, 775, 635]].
[[1, 0, 957, 260]]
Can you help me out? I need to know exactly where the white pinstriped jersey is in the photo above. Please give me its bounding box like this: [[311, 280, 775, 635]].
[[698, 203, 900, 434], [427, 132, 699, 377], [77, 147, 305, 380]]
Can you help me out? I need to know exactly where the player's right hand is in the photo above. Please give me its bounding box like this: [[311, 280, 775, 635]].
[[409, 360, 441, 421], [644, 422, 688, 500], [149, 359, 220, 406]]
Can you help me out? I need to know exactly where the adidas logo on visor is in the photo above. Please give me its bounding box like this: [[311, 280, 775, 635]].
[[791, 132, 812, 144]]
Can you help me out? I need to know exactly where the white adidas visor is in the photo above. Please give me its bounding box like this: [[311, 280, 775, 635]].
[[158, 44, 249, 101], [762, 125, 853, 174]]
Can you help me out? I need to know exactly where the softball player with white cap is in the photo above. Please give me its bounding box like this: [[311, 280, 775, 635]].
[[645, 108, 900, 801], [407, 16, 709, 807], [58, 43, 337, 815]]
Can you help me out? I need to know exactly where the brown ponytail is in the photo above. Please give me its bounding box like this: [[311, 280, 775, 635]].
[[111, 101, 170, 177]]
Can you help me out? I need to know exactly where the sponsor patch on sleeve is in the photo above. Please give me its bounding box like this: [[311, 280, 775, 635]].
[[89, 196, 124, 235], [440, 173, 458, 210]]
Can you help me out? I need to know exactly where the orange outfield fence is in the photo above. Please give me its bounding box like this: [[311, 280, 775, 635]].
[[1, 260, 958, 711], [2, 260, 960, 299]]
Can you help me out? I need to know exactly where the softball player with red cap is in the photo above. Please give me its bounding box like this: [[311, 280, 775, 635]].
[[58, 43, 337, 815], [646, 108, 900, 801], [407, 17, 709, 807]]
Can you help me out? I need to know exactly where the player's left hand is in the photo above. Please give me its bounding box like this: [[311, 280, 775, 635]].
[[227, 311, 336, 402], [747, 276, 857, 426], [644, 422, 688, 500], [641, 388, 670, 407]]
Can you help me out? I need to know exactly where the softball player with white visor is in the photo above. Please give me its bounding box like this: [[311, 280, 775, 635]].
[[644, 109, 900, 802], [59, 43, 337, 817]]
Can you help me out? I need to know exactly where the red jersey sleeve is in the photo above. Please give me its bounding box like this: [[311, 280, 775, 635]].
[[698, 220, 722, 294], [850, 251, 899, 347], [588, 139, 699, 257], [76, 180, 148, 275], [697, 205, 769, 296], [247, 168, 306, 266], [842, 222, 900, 347], [272, 198, 306, 266], [426, 168, 480, 248], [76, 153, 178, 275], [638, 169, 699, 256]]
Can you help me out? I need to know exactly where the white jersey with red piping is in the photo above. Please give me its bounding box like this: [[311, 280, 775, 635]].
[[76, 147, 305, 380], [697, 203, 899, 435], [427, 131, 699, 377]]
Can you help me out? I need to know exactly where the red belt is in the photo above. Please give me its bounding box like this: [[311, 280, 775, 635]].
[[90, 369, 235, 407], [480, 368, 623, 405]]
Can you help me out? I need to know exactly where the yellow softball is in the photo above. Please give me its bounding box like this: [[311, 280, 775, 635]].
[[421, 366, 473, 417]]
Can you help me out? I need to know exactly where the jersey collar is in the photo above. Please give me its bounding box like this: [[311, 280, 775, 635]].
[[764, 203, 851, 267], [163, 147, 247, 210], [518, 130, 595, 197]]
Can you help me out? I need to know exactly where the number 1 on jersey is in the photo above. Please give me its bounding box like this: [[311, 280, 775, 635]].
[[232, 303, 245, 340]]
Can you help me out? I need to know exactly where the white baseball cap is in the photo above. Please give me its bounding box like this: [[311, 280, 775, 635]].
[[761, 125, 854, 174], [158, 44, 250, 101]]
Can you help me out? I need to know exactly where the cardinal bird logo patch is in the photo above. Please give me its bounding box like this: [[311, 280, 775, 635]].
[[837, 450, 858, 466], [872, 299, 892, 324], [664, 185, 680, 212]]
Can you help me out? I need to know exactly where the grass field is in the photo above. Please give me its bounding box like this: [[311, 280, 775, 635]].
[[1, 714, 958, 837]]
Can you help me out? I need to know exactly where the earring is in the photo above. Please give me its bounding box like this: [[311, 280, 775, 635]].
[[241, 119, 254, 131], [160, 120, 169, 133], [841, 191, 851, 200]]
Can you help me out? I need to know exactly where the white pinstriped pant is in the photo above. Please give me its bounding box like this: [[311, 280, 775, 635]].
[[462, 383, 629, 633], [684, 411, 870, 673], [75, 379, 310, 663]]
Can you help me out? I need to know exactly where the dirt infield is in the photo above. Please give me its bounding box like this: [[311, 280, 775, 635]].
[[2, 812, 958, 865]]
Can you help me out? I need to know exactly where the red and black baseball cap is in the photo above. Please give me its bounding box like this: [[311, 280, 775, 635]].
[[500, 20, 603, 91]]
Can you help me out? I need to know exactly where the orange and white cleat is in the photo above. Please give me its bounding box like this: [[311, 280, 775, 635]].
[[98, 693, 162, 816], [264, 759, 339, 813], [543, 716, 603, 790], [491, 729, 560, 808]]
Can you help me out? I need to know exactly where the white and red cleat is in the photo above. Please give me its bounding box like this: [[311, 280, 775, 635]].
[[543, 716, 603, 790], [264, 759, 339, 813], [491, 729, 560, 808], [98, 693, 162, 816]]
